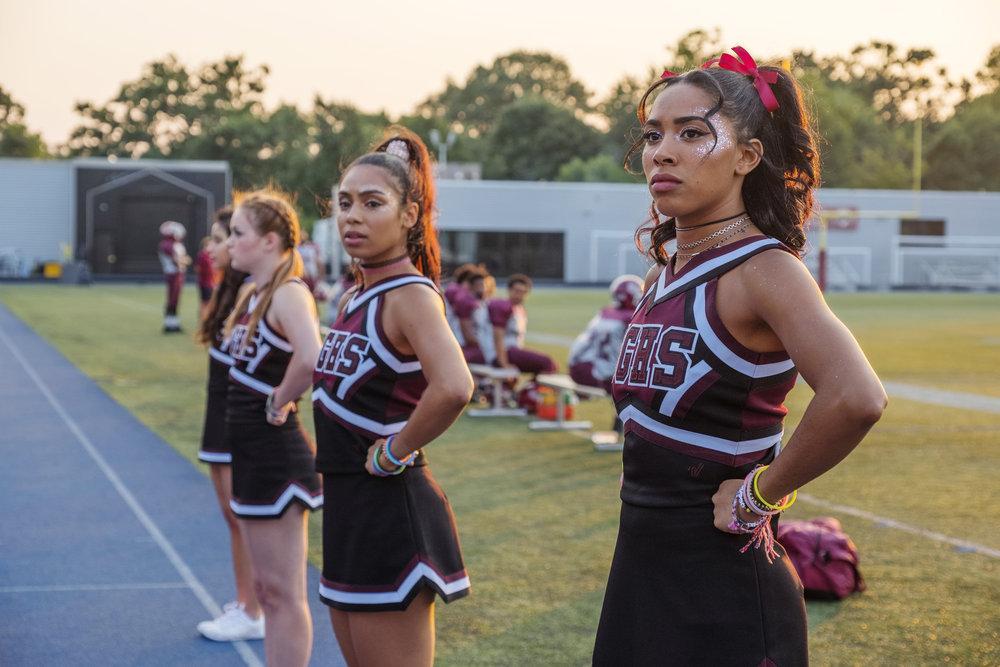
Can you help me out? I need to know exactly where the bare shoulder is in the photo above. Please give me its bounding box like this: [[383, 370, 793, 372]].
[[274, 279, 313, 304], [736, 248, 824, 315], [389, 280, 444, 315]]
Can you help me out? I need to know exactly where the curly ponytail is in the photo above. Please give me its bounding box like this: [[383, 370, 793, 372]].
[[344, 125, 441, 286], [628, 57, 821, 264]]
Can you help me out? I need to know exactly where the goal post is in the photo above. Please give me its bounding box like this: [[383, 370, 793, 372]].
[[814, 209, 918, 292]]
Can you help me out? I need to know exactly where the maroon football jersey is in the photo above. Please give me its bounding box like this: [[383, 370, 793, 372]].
[[313, 274, 438, 473], [612, 236, 798, 475]]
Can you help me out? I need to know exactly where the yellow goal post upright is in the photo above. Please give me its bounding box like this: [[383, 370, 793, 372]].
[[813, 208, 918, 292]]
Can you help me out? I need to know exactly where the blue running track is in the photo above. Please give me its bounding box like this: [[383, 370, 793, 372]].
[[0, 305, 345, 666]]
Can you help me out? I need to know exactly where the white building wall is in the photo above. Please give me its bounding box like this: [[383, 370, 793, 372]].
[[0, 159, 74, 264], [438, 181, 1000, 286]]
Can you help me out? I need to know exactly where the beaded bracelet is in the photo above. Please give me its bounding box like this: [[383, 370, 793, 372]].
[[729, 491, 767, 534], [731, 466, 783, 563], [371, 444, 404, 477], [383, 436, 417, 468]]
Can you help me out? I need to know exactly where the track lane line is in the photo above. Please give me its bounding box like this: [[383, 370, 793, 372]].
[[0, 324, 263, 667]]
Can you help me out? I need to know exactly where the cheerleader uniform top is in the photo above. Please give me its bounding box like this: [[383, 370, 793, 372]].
[[227, 287, 299, 424], [208, 326, 235, 394], [612, 236, 799, 507], [312, 274, 438, 474]]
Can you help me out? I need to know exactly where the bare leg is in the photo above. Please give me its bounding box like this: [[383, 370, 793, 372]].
[[328, 608, 359, 667], [339, 588, 435, 667], [241, 507, 312, 667], [208, 464, 261, 617]]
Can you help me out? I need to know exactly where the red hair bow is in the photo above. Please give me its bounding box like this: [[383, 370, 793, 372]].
[[717, 46, 780, 112], [660, 69, 678, 79]]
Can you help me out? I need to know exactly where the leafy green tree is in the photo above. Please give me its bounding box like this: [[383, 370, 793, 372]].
[[556, 154, 639, 183], [806, 41, 956, 123], [0, 86, 48, 157], [795, 67, 912, 188], [413, 50, 592, 162], [924, 90, 1000, 190], [484, 97, 603, 180], [64, 55, 269, 159]]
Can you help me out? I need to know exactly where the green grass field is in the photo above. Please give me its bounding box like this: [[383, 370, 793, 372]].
[[1, 284, 998, 665]]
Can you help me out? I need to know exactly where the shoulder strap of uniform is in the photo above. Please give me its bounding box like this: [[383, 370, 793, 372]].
[[649, 237, 789, 308], [345, 274, 439, 315]]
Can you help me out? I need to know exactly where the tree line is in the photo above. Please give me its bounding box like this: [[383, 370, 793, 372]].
[[2, 29, 998, 218]]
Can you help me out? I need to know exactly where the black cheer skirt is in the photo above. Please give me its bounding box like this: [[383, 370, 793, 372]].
[[319, 466, 469, 612], [593, 501, 807, 666], [198, 386, 231, 464], [227, 416, 323, 519]]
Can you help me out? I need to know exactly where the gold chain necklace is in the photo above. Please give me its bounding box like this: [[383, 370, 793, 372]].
[[674, 224, 751, 260], [675, 214, 751, 251]]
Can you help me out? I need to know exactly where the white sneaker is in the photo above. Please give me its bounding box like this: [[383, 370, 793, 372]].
[[197, 602, 265, 642]]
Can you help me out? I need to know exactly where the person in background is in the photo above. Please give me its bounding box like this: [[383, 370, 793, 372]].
[[195, 235, 218, 322], [568, 274, 643, 433], [297, 228, 323, 295], [193, 207, 262, 642], [483, 274, 557, 375], [158, 220, 190, 333]]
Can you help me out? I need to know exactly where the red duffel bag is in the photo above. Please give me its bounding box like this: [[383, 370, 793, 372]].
[[777, 517, 866, 600]]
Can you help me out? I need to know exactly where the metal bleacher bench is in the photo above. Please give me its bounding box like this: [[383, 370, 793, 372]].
[[467, 364, 527, 417]]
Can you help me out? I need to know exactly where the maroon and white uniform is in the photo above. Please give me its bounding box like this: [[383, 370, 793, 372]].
[[444, 282, 472, 343], [198, 327, 235, 463], [568, 306, 633, 392], [313, 274, 470, 611], [594, 236, 807, 665], [225, 283, 323, 518], [612, 236, 797, 471], [482, 297, 556, 374], [158, 235, 186, 329]]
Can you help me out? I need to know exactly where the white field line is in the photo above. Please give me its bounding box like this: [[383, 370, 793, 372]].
[[0, 325, 263, 667], [881, 381, 1000, 414], [536, 330, 1000, 559], [796, 494, 1000, 559], [0, 583, 190, 593]]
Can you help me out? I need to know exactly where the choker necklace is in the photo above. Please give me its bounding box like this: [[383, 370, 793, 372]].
[[361, 253, 409, 269], [675, 211, 748, 232]]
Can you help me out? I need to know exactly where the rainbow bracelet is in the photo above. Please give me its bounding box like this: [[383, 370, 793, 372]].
[[383, 435, 416, 468]]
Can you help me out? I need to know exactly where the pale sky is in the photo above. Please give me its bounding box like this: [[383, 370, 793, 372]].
[[2, 0, 997, 148]]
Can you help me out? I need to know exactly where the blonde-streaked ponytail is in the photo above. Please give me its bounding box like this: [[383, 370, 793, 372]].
[[224, 190, 304, 351]]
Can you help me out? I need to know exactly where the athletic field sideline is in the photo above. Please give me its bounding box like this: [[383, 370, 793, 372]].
[[1, 284, 997, 665]]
